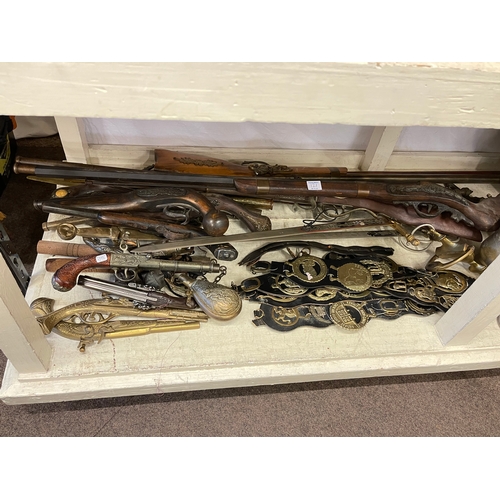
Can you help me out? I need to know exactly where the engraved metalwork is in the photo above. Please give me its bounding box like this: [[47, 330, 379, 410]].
[[177, 275, 242, 320], [271, 275, 308, 296], [56, 319, 199, 352], [57, 224, 162, 243], [335, 263, 373, 292], [286, 255, 329, 283], [31, 296, 207, 335], [386, 183, 470, 205], [359, 259, 393, 287], [329, 301, 370, 330], [432, 272, 469, 293], [271, 306, 301, 328], [30, 296, 207, 351]]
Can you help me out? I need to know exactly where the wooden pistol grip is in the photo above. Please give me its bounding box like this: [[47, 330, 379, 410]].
[[166, 189, 229, 236], [45, 258, 110, 273], [52, 254, 112, 292], [206, 194, 272, 232]]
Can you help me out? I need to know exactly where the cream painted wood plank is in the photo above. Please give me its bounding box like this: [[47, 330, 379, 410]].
[[2, 63, 500, 128], [86, 145, 500, 172], [0, 254, 52, 373], [4, 345, 500, 405], [436, 255, 500, 346], [54, 117, 90, 163], [361, 126, 404, 171], [2, 199, 500, 404], [387, 152, 500, 172]]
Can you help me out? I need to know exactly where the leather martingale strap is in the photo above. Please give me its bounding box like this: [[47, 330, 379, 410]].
[[237, 248, 474, 331]]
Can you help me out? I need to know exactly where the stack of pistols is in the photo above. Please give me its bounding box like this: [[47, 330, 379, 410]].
[[14, 149, 500, 351]]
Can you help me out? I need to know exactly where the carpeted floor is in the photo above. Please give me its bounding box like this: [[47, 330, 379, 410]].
[[1, 135, 500, 437]]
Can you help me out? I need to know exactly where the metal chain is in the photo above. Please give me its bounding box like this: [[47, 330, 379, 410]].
[[213, 265, 227, 284]]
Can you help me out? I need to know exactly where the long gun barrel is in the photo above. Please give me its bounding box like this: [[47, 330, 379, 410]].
[[15, 155, 500, 183]]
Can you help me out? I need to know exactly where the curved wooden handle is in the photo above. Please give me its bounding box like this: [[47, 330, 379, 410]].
[[52, 254, 111, 292], [46, 258, 111, 273], [206, 194, 272, 232], [173, 190, 229, 236]]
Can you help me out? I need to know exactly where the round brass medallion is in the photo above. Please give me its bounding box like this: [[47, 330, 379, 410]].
[[336, 263, 373, 291], [329, 301, 369, 330], [288, 255, 329, 283]]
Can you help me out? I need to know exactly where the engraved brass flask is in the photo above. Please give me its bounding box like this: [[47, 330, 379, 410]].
[[177, 274, 242, 321]]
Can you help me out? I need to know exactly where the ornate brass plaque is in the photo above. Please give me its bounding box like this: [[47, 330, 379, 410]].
[[286, 255, 329, 283], [335, 263, 373, 292]]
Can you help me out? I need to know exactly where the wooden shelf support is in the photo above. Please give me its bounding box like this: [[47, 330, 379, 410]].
[[54, 117, 90, 164], [0, 254, 52, 373], [360, 126, 404, 171], [436, 254, 500, 346]]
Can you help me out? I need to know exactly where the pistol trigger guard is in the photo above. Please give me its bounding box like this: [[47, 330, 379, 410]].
[[157, 203, 198, 225], [412, 202, 442, 218], [114, 268, 137, 283]]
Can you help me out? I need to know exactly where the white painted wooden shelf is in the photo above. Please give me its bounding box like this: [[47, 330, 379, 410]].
[[1, 62, 500, 404]]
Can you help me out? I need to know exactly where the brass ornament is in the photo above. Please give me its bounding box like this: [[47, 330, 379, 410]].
[[329, 301, 371, 330], [285, 254, 329, 283], [432, 271, 469, 293], [359, 259, 394, 287], [335, 262, 373, 292], [176, 275, 242, 321], [270, 306, 301, 328], [30, 296, 206, 352], [271, 275, 308, 296], [239, 277, 262, 293]]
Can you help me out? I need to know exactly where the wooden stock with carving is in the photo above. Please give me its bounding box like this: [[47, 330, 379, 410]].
[[37, 186, 229, 237], [234, 179, 500, 232], [36, 207, 206, 241], [316, 197, 483, 242], [154, 149, 348, 177]]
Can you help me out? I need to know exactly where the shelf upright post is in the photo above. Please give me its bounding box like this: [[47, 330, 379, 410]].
[[0, 253, 52, 373]]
